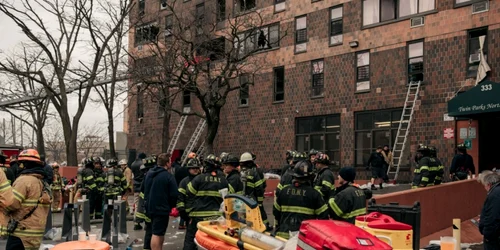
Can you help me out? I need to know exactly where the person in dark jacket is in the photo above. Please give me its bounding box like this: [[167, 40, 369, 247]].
[[273, 160, 329, 239], [175, 152, 196, 186], [313, 152, 335, 203], [183, 154, 231, 250], [280, 150, 295, 176], [478, 172, 500, 250], [366, 146, 385, 190], [450, 143, 475, 181], [135, 157, 156, 231], [9, 155, 20, 179], [278, 151, 306, 190], [328, 167, 370, 224], [40, 154, 53, 185], [131, 152, 146, 222], [143, 153, 178, 250], [412, 145, 440, 188], [172, 157, 182, 183], [177, 158, 201, 230], [223, 154, 243, 194]]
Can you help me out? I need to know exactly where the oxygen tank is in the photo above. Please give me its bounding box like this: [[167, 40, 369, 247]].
[[107, 167, 115, 185], [239, 227, 285, 250], [77, 168, 83, 187]]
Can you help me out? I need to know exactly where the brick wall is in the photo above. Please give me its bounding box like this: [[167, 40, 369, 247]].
[[127, 0, 500, 177]]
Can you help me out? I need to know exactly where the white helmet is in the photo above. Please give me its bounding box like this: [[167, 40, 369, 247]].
[[240, 152, 253, 163], [118, 159, 127, 165]]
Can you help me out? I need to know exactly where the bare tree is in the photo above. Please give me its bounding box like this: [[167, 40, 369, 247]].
[[77, 123, 106, 158], [0, 48, 52, 155], [44, 120, 66, 163], [129, 0, 287, 153], [0, 0, 132, 165]]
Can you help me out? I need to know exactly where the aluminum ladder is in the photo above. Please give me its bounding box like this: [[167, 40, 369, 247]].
[[166, 115, 188, 156], [195, 140, 206, 158], [388, 81, 422, 183], [181, 119, 207, 165]]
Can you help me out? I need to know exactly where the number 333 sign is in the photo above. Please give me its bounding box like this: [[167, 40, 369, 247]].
[[481, 84, 493, 91]]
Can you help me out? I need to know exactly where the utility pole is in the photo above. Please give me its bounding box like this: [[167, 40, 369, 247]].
[[1, 118, 5, 142], [20, 121, 23, 147], [11, 115, 16, 145]]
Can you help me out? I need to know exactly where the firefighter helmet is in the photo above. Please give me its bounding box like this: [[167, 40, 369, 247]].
[[457, 143, 466, 150], [286, 150, 294, 161], [240, 152, 253, 163], [417, 144, 429, 152], [186, 158, 201, 169], [220, 152, 229, 160], [292, 151, 307, 163], [292, 160, 314, 178], [92, 157, 102, 165], [107, 158, 118, 167], [82, 157, 94, 168], [143, 156, 157, 167], [223, 155, 239, 166], [18, 149, 44, 165], [428, 146, 437, 156], [308, 149, 319, 156], [118, 159, 127, 165], [315, 153, 330, 165]]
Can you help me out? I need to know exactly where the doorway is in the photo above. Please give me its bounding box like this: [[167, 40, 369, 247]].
[[478, 113, 500, 172]]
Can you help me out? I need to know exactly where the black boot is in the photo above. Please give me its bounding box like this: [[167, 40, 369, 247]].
[[133, 223, 143, 230]]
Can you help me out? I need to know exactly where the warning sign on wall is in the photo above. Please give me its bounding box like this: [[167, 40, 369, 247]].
[[444, 128, 454, 139]]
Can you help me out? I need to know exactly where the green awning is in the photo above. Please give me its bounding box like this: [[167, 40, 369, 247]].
[[448, 80, 500, 117]]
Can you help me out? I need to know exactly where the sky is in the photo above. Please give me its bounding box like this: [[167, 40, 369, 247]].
[[0, 4, 127, 143]]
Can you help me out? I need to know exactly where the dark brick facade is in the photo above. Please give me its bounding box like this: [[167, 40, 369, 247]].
[[128, 0, 500, 179]]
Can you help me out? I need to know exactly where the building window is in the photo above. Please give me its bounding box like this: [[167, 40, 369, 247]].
[[160, 0, 168, 10], [273, 66, 285, 102], [362, 0, 435, 26], [311, 60, 324, 97], [408, 41, 424, 83], [295, 16, 307, 53], [137, 87, 144, 118], [455, 0, 482, 5], [356, 51, 370, 92], [239, 75, 249, 106], [275, 0, 286, 12], [330, 6, 343, 46], [138, 0, 145, 15], [235, 0, 256, 13], [296, 115, 341, 165], [165, 15, 173, 38], [135, 24, 160, 45], [467, 27, 488, 78], [217, 0, 226, 21], [182, 90, 191, 107], [354, 109, 402, 167], [196, 3, 205, 36], [236, 23, 280, 57], [198, 37, 225, 61]]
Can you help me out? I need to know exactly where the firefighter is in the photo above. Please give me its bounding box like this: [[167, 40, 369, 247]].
[[76, 158, 97, 210], [308, 149, 319, 164], [313, 152, 335, 202], [51, 163, 64, 212], [177, 158, 201, 230], [0, 151, 15, 184], [223, 154, 243, 194], [249, 152, 271, 231], [119, 159, 134, 213], [183, 154, 231, 250], [429, 147, 444, 185], [328, 167, 370, 224], [450, 143, 475, 181], [273, 160, 329, 239], [0, 156, 13, 236], [278, 151, 306, 189], [9, 155, 20, 179], [239, 153, 264, 201], [104, 158, 125, 202], [92, 157, 106, 219], [412, 145, 439, 188], [5, 149, 52, 250], [280, 150, 295, 176], [134, 157, 155, 231], [219, 152, 229, 164]]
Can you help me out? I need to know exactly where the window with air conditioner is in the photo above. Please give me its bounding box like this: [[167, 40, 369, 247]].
[[275, 0, 286, 12], [160, 0, 168, 10], [408, 41, 424, 83], [467, 27, 488, 77], [235, 0, 256, 13], [356, 51, 370, 92], [138, 0, 145, 15], [295, 16, 307, 53], [330, 6, 343, 45], [362, 0, 435, 26], [135, 23, 160, 46], [311, 60, 324, 97], [239, 75, 250, 106]]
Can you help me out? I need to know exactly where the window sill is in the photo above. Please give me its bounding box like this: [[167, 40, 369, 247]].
[[234, 8, 257, 18], [274, 8, 286, 14], [253, 47, 280, 55], [361, 10, 438, 30], [238, 105, 249, 108], [294, 49, 307, 55], [454, 0, 486, 8], [329, 42, 343, 47], [311, 95, 324, 99], [355, 89, 370, 94], [273, 100, 285, 104]]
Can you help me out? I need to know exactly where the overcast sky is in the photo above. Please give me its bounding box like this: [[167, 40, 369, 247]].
[[0, 8, 126, 143]]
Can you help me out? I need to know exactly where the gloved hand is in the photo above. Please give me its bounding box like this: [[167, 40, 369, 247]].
[[169, 207, 180, 217]]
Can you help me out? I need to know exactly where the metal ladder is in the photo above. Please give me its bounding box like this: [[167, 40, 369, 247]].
[[181, 119, 207, 165], [166, 115, 188, 155], [195, 140, 206, 158], [388, 81, 422, 183]]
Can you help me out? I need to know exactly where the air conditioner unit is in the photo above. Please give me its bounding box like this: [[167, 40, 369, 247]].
[[240, 98, 248, 106], [410, 16, 424, 28], [137, 45, 143, 50], [161, 1, 168, 10], [469, 53, 481, 63], [472, 1, 489, 14]]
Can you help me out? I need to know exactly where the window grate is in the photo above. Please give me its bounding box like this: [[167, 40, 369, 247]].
[[296, 29, 307, 43], [357, 65, 370, 81]]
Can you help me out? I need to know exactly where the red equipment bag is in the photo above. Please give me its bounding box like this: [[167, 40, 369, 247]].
[[170, 207, 180, 217], [297, 220, 392, 250]]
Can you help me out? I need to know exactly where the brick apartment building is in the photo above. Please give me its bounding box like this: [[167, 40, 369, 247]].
[[127, 0, 500, 180]]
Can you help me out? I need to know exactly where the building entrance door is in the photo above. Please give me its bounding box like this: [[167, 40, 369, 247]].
[[478, 113, 500, 172]]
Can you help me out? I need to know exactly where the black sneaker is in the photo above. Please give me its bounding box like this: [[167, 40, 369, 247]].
[[371, 184, 378, 190], [133, 224, 143, 231]]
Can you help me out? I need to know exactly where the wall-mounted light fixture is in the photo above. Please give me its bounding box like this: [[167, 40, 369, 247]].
[[349, 40, 359, 48]]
